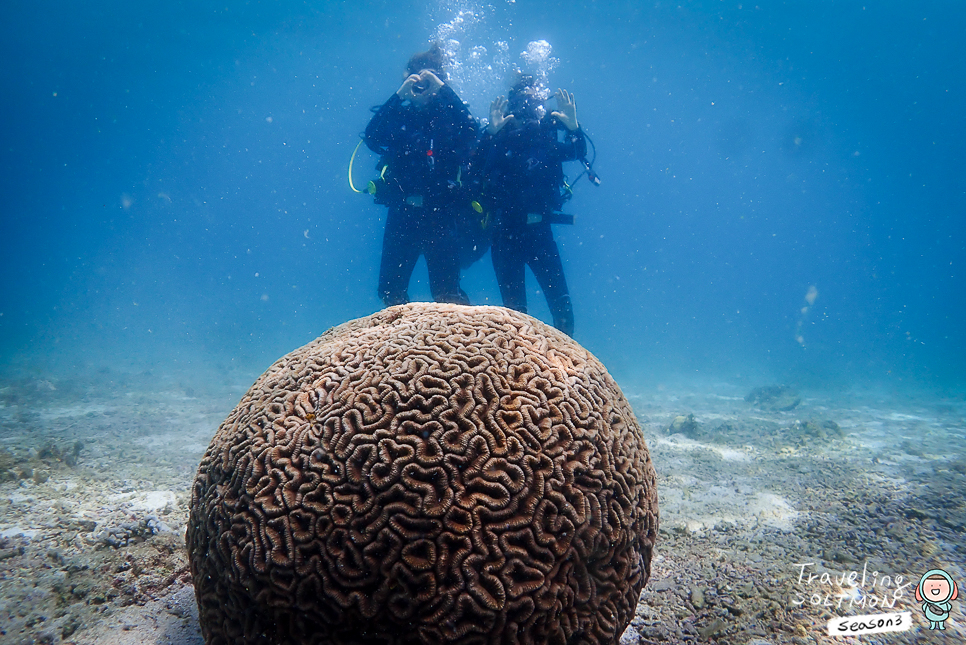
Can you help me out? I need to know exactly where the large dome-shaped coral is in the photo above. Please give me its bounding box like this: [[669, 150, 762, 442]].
[[187, 303, 658, 645]]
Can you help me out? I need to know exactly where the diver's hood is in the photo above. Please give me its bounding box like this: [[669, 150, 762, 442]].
[[512, 109, 542, 122], [507, 92, 544, 121], [918, 569, 957, 603]]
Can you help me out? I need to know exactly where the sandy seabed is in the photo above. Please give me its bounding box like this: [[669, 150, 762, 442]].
[[0, 369, 962, 645]]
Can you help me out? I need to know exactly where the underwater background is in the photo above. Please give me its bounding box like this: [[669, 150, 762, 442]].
[[1, 3, 965, 644], [2, 0, 964, 394]]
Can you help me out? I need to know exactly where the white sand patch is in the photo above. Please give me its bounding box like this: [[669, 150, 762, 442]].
[[655, 436, 753, 462], [660, 484, 800, 532], [847, 425, 894, 452], [134, 432, 209, 453], [850, 437, 891, 452], [37, 404, 112, 420], [655, 436, 702, 450], [748, 492, 800, 529], [885, 412, 925, 421], [107, 490, 176, 513], [714, 446, 752, 462], [0, 526, 41, 540]]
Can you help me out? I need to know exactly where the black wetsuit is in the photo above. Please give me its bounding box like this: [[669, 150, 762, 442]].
[[364, 85, 478, 306], [478, 117, 586, 336]]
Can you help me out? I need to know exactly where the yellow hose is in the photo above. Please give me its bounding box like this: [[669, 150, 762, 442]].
[[348, 139, 365, 193]]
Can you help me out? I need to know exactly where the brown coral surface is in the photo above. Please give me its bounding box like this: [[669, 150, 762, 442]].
[[186, 303, 658, 645]]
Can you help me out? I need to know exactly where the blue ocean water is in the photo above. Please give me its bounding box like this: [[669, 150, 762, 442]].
[[1, 0, 964, 394]]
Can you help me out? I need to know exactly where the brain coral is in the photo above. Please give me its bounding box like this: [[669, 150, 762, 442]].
[[187, 303, 658, 645]]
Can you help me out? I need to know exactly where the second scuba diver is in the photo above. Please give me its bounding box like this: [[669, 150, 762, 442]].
[[363, 44, 479, 307], [476, 76, 588, 336]]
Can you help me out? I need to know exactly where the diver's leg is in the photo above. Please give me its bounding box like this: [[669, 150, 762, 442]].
[[548, 293, 574, 337], [378, 206, 419, 306], [426, 213, 470, 305], [491, 227, 528, 313], [527, 225, 574, 336]]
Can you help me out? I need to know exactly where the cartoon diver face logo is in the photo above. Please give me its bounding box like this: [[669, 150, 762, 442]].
[[915, 568, 959, 630]]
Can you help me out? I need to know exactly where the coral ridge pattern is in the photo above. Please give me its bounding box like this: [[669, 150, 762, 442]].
[[187, 303, 658, 645]]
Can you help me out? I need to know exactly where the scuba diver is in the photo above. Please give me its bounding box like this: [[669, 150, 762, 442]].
[[476, 75, 591, 336], [363, 44, 479, 307]]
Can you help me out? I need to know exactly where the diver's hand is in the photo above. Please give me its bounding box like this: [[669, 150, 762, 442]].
[[487, 96, 515, 134], [398, 71, 443, 105], [417, 70, 444, 97], [396, 74, 421, 101], [551, 89, 579, 131]]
